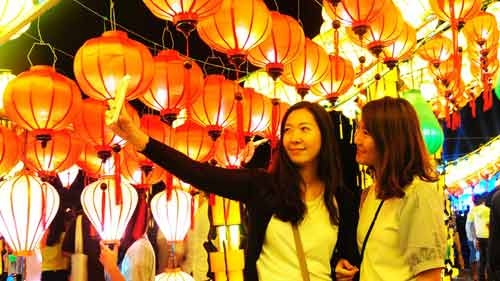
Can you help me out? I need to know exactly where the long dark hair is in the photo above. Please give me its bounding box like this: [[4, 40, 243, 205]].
[[269, 101, 343, 225], [361, 97, 438, 199]]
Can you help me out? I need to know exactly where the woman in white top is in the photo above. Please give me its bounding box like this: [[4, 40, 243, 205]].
[[354, 97, 446, 281]]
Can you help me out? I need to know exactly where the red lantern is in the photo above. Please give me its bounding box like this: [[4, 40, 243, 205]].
[[0, 126, 20, 177], [236, 88, 272, 138], [73, 99, 140, 158], [214, 129, 243, 168], [173, 121, 213, 162], [429, 0, 481, 24], [121, 144, 167, 187], [346, 1, 404, 56], [247, 11, 305, 80], [197, 0, 272, 65], [417, 35, 453, 67], [323, 0, 387, 37], [310, 55, 355, 100], [143, 0, 223, 35], [3, 65, 82, 143], [76, 143, 115, 178], [281, 39, 330, 98], [24, 129, 84, 179], [191, 75, 238, 140], [383, 24, 417, 69], [74, 30, 154, 101], [139, 50, 204, 125]]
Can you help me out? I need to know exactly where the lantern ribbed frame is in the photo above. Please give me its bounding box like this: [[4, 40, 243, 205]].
[[121, 144, 166, 186], [76, 143, 116, 178], [151, 189, 191, 242], [417, 35, 453, 66], [243, 70, 300, 105], [0, 69, 16, 117], [247, 11, 305, 78], [323, 0, 386, 36], [3, 65, 82, 135], [24, 129, 84, 177], [81, 175, 138, 244], [0, 174, 59, 256], [139, 50, 204, 122], [463, 12, 499, 54], [429, 0, 481, 23], [155, 268, 195, 281], [0, 126, 20, 177], [74, 30, 154, 101], [310, 55, 355, 99], [191, 75, 238, 138], [281, 39, 330, 97], [383, 24, 417, 67], [238, 88, 272, 136], [143, 0, 223, 25], [197, 0, 272, 60], [173, 121, 213, 162], [214, 129, 243, 167]]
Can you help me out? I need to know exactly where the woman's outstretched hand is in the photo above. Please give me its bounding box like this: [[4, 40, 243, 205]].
[[99, 241, 125, 281], [104, 75, 148, 150], [335, 258, 359, 281]]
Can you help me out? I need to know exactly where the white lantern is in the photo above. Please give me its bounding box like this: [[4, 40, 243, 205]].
[[155, 268, 194, 281], [0, 174, 59, 256], [80, 175, 138, 244], [151, 189, 191, 242]]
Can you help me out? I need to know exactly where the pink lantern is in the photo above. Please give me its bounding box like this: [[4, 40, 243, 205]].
[[151, 188, 191, 242], [0, 174, 60, 256], [80, 176, 138, 244]]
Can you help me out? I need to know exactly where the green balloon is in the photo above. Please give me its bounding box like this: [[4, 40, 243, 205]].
[[402, 89, 444, 154], [494, 75, 500, 101]]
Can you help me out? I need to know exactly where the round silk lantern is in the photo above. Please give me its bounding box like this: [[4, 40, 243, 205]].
[[0, 126, 21, 177], [0, 69, 15, 117], [155, 269, 195, 281], [0, 174, 59, 256], [402, 89, 444, 154], [3, 65, 82, 144], [81, 175, 138, 244], [74, 30, 154, 101]]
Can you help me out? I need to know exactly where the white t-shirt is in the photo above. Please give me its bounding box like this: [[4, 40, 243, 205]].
[[257, 193, 338, 281], [357, 178, 446, 281], [469, 204, 490, 239]]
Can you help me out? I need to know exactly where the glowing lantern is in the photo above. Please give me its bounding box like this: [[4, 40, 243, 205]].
[[214, 129, 246, 167], [197, 0, 272, 65], [0, 0, 33, 40], [76, 143, 116, 178], [151, 188, 191, 242], [155, 268, 195, 281], [81, 175, 138, 244], [238, 88, 272, 137], [24, 129, 84, 179], [57, 165, 80, 189], [310, 55, 354, 100], [462, 12, 499, 55], [121, 144, 166, 187], [392, 0, 434, 30], [346, 1, 404, 56], [191, 75, 238, 140], [402, 89, 444, 154], [73, 99, 140, 159], [143, 0, 223, 35], [247, 11, 305, 79], [323, 0, 386, 37], [429, 0, 481, 24], [3, 66, 82, 144], [74, 30, 154, 101], [0, 69, 15, 117], [417, 35, 453, 67], [173, 121, 213, 162], [0, 174, 59, 256], [139, 50, 204, 125], [281, 39, 330, 98], [383, 24, 417, 69], [0, 126, 21, 177]]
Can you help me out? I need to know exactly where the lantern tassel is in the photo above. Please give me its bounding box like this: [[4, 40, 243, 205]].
[[165, 174, 173, 201], [190, 194, 196, 230], [113, 147, 122, 205], [101, 186, 106, 233], [470, 99, 476, 118]]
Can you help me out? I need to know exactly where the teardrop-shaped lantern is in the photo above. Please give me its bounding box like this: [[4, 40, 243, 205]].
[[197, 0, 272, 65], [81, 176, 138, 244], [0, 174, 59, 256], [155, 268, 195, 281], [151, 188, 191, 242], [3, 65, 82, 141], [74, 30, 154, 101]]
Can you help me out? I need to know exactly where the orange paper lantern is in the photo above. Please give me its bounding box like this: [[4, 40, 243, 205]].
[[310, 55, 355, 100], [3, 65, 82, 142], [74, 30, 154, 101], [0, 126, 21, 177], [383, 24, 417, 69], [173, 121, 213, 162], [429, 0, 481, 24]]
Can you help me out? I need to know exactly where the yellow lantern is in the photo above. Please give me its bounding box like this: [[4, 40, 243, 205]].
[[80, 176, 138, 244], [0, 0, 32, 40], [150, 188, 192, 242], [0, 174, 60, 256]]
